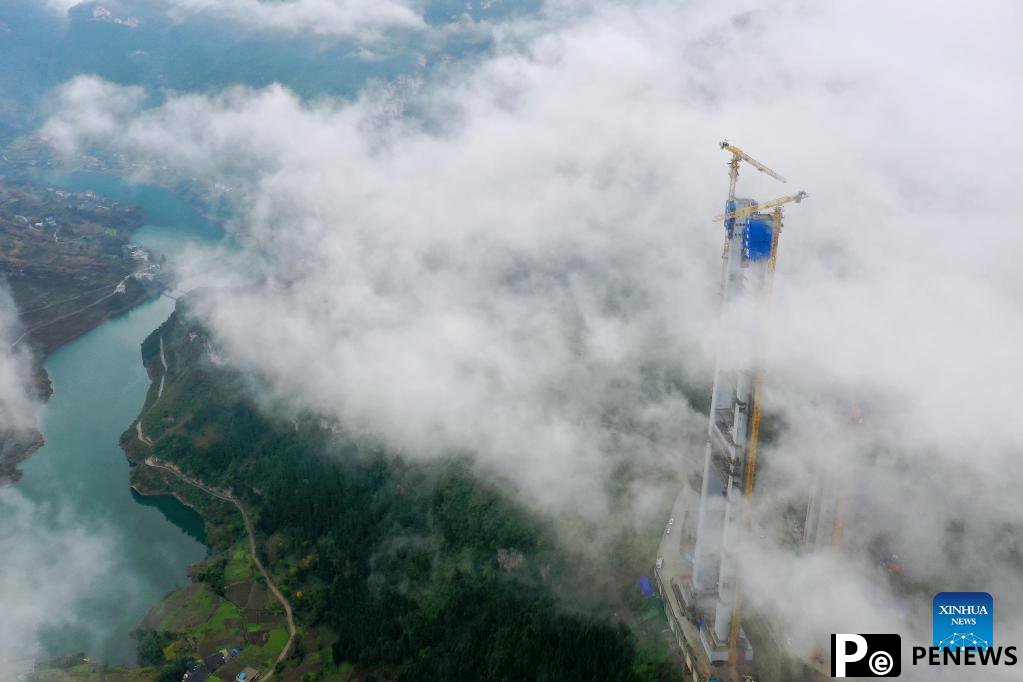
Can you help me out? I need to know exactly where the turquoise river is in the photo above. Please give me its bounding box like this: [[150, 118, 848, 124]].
[[12, 173, 223, 666]]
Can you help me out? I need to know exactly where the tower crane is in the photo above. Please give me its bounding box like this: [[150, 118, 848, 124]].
[[720, 140, 787, 200], [713, 191, 808, 223]]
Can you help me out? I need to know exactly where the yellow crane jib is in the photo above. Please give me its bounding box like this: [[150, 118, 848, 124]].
[[720, 140, 788, 184], [713, 191, 808, 223]]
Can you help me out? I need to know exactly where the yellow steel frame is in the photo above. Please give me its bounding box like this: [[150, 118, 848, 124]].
[[725, 207, 784, 675]]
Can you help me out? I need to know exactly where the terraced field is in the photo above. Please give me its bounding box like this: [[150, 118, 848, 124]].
[[135, 539, 291, 677]]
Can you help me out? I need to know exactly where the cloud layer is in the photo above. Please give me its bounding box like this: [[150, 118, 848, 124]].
[[0, 285, 97, 675], [41, 0, 1023, 672], [0, 487, 113, 673], [0, 284, 40, 435]]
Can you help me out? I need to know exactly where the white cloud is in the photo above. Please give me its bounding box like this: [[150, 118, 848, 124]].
[[41, 0, 1023, 663], [0, 487, 113, 674], [164, 0, 425, 39], [43, 0, 84, 16], [0, 284, 40, 435], [41, 0, 424, 41]]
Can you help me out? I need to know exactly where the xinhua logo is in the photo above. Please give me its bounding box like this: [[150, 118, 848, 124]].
[[933, 592, 993, 650], [831, 634, 901, 677]]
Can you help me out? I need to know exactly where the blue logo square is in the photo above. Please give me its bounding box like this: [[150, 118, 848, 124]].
[[933, 592, 993, 649]]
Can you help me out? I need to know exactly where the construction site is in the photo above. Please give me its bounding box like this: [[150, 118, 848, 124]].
[[655, 142, 828, 682]]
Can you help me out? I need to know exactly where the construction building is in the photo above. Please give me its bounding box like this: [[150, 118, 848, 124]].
[[655, 142, 807, 681]]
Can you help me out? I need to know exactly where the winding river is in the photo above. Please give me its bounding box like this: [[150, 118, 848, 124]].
[[13, 174, 221, 666]]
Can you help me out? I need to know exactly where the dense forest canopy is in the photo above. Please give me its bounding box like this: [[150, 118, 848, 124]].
[[138, 304, 681, 681]]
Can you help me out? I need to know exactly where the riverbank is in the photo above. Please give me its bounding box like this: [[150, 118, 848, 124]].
[[130, 481, 204, 519], [0, 428, 44, 483], [0, 176, 166, 482], [110, 311, 295, 679], [0, 281, 163, 484]]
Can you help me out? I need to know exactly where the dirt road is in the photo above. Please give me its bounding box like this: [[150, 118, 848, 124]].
[[144, 456, 297, 679]]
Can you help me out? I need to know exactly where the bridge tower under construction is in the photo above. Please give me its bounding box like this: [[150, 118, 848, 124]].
[[655, 142, 806, 680]]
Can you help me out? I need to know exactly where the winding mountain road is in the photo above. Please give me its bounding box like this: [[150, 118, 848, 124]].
[[157, 336, 167, 399], [143, 456, 297, 679]]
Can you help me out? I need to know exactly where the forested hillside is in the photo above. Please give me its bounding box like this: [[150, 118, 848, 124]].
[[124, 300, 681, 681]]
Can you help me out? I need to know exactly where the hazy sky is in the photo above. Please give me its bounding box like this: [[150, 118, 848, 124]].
[[16, 0, 1023, 677]]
